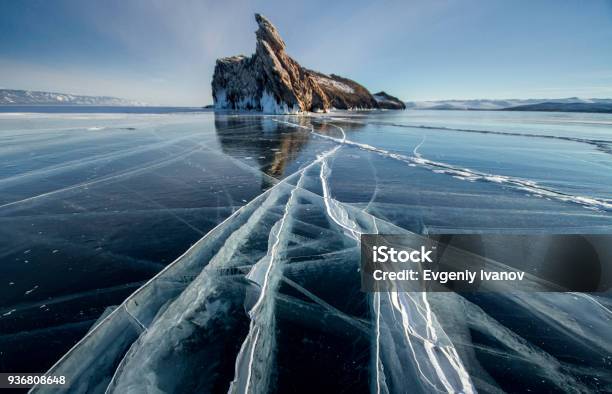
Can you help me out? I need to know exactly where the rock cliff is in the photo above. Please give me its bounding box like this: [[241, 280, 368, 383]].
[[373, 91, 407, 110], [212, 14, 405, 113]]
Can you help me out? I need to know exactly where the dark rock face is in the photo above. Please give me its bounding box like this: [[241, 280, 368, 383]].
[[308, 71, 378, 110], [212, 14, 404, 114], [372, 91, 407, 110]]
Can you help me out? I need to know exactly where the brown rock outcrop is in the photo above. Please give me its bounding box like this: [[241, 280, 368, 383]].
[[212, 14, 405, 113]]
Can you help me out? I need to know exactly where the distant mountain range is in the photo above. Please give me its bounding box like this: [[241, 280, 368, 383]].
[[0, 89, 145, 106], [504, 101, 612, 113], [3, 88, 611, 114], [404, 98, 612, 113]]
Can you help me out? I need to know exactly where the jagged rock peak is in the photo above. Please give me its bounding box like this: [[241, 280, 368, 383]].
[[211, 14, 405, 114], [255, 13, 285, 52]]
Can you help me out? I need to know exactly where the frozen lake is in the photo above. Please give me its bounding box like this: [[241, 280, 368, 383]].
[[0, 109, 611, 392]]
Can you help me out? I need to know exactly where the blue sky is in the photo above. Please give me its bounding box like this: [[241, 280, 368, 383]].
[[1, 0, 611, 105]]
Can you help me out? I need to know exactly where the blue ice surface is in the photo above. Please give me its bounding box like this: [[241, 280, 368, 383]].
[[0, 108, 610, 393]]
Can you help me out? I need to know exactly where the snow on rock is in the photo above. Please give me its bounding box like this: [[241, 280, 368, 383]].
[[313, 74, 355, 94], [211, 14, 404, 114], [260, 90, 300, 114]]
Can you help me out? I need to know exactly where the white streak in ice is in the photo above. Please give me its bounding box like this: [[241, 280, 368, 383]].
[[316, 119, 474, 394], [306, 123, 612, 212]]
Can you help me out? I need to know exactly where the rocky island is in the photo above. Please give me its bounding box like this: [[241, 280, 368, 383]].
[[212, 14, 405, 114]]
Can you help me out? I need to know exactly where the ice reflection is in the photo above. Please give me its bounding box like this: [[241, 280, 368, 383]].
[[215, 115, 312, 183]]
